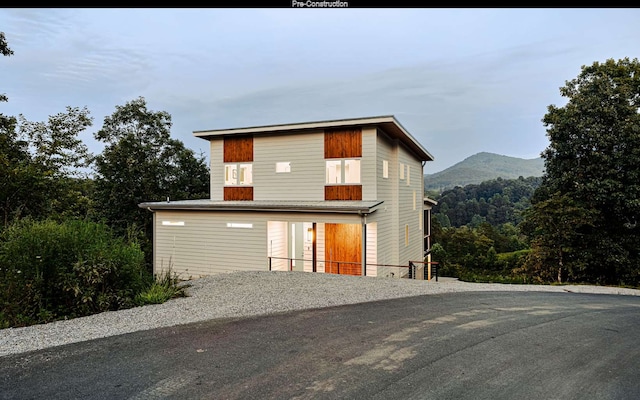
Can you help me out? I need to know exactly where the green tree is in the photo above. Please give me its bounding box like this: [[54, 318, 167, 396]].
[[92, 97, 210, 266], [0, 117, 50, 227], [18, 107, 92, 175], [0, 107, 94, 225], [527, 57, 640, 285], [1, 31, 13, 103], [0, 34, 51, 227]]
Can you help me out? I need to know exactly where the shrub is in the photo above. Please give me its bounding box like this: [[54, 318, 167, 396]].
[[0, 218, 149, 327], [135, 267, 189, 306]]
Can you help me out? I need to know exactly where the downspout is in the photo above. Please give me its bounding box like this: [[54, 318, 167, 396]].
[[360, 211, 367, 277], [147, 207, 156, 275]]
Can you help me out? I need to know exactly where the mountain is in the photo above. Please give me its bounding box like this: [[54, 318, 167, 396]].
[[424, 152, 545, 192]]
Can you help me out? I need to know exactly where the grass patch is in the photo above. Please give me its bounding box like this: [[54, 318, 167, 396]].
[[135, 268, 190, 306]]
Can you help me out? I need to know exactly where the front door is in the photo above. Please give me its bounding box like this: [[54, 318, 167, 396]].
[[325, 223, 361, 276]]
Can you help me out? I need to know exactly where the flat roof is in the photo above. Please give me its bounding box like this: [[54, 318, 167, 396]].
[[193, 115, 434, 162], [139, 199, 384, 214]]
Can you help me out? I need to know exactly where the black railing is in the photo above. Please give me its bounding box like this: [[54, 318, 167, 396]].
[[268, 256, 440, 281]]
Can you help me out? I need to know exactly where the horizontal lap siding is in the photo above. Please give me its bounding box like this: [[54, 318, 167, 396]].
[[374, 130, 398, 277], [398, 144, 423, 270], [154, 211, 362, 278], [254, 131, 324, 201], [366, 222, 377, 277], [155, 211, 267, 278], [210, 139, 224, 201], [362, 127, 377, 201]]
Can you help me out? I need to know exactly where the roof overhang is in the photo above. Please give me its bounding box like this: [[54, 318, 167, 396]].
[[193, 115, 434, 162], [423, 197, 438, 206], [139, 199, 384, 215]]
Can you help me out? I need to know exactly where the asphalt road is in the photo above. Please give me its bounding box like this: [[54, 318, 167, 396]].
[[1, 291, 639, 400]]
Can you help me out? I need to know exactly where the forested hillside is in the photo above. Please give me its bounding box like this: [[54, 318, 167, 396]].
[[424, 152, 544, 192], [432, 176, 542, 228]]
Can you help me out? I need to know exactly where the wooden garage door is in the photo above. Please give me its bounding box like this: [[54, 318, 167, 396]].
[[325, 223, 361, 276]]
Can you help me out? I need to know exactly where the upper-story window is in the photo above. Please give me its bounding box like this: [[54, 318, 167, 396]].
[[326, 159, 360, 184], [224, 163, 253, 185], [223, 135, 254, 201]]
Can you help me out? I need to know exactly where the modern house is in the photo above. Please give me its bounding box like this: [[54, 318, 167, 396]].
[[139, 115, 435, 279]]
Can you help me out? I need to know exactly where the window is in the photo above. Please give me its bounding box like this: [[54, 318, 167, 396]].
[[344, 159, 360, 184], [405, 224, 409, 247], [399, 163, 405, 180], [226, 222, 253, 229], [407, 165, 411, 186], [225, 163, 253, 185], [382, 160, 389, 179], [276, 162, 291, 173], [326, 159, 360, 184], [162, 221, 185, 226]]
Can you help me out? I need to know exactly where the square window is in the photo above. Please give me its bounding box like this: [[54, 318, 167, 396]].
[[225, 163, 252, 185], [276, 162, 291, 173]]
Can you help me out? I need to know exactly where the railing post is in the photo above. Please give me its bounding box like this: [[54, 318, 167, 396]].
[[290, 258, 293, 272], [269, 257, 272, 271]]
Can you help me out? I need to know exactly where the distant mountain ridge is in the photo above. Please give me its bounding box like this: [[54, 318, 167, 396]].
[[424, 152, 545, 192]]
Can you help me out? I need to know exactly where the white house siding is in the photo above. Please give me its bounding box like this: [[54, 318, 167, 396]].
[[365, 221, 378, 277], [267, 221, 288, 271], [154, 210, 366, 278], [253, 130, 325, 201], [397, 143, 424, 274], [209, 138, 224, 201], [361, 126, 377, 201], [373, 129, 400, 278], [154, 210, 267, 278]]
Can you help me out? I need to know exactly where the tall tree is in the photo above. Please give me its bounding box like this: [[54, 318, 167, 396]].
[[525, 57, 640, 285], [92, 97, 209, 266], [1, 108, 94, 227], [1, 31, 13, 103], [18, 107, 92, 176]]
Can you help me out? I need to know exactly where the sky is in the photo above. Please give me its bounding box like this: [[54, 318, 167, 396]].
[[1, 8, 639, 173]]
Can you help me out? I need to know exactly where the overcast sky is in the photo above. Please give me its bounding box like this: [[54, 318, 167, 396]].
[[2, 8, 639, 173]]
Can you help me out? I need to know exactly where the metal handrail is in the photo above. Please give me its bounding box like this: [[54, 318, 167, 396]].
[[267, 256, 439, 281]]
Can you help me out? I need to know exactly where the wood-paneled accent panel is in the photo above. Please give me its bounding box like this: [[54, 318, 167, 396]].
[[325, 185, 362, 201], [324, 128, 362, 158], [325, 223, 361, 276], [224, 135, 253, 162], [224, 187, 254, 201]]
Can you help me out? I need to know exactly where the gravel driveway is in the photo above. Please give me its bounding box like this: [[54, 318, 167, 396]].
[[2, 271, 639, 357]]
